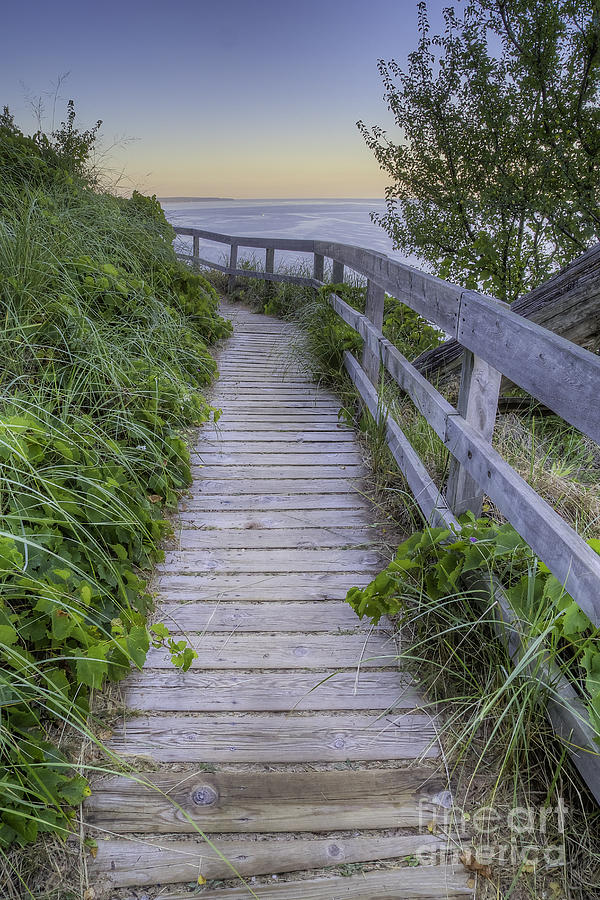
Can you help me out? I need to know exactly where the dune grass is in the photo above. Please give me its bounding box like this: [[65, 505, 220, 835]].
[[0, 105, 234, 895]]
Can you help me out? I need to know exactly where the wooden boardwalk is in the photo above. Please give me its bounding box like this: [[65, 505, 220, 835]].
[[86, 304, 472, 899]]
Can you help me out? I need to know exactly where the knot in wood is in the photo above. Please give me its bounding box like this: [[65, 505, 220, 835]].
[[192, 785, 218, 807]]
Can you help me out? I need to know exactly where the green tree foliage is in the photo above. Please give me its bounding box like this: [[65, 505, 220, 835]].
[[359, 0, 600, 302]]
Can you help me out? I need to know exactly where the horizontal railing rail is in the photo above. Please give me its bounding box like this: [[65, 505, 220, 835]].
[[173, 223, 600, 800]]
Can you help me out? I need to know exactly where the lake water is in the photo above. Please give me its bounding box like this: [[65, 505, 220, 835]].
[[163, 198, 414, 272]]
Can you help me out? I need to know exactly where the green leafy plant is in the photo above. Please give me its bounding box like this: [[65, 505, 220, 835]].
[[347, 516, 600, 743], [0, 104, 231, 855]]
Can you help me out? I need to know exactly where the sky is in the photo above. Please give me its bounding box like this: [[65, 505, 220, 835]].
[[1, 0, 450, 198]]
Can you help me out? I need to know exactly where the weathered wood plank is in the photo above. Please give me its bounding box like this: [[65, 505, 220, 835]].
[[362, 279, 385, 385], [156, 600, 373, 632], [445, 350, 502, 517], [90, 834, 446, 889], [187, 479, 368, 495], [158, 548, 381, 574], [457, 289, 600, 444], [180, 494, 368, 512], [192, 465, 368, 480], [176, 509, 371, 528], [193, 452, 363, 466], [192, 440, 359, 452], [152, 866, 472, 898], [173, 527, 377, 550], [144, 632, 397, 669], [199, 425, 354, 437], [85, 767, 451, 833], [106, 713, 439, 761], [125, 670, 415, 711], [153, 573, 373, 600], [216, 401, 341, 410], [344, 352, 458, 530], [315, 239, 461, 335]]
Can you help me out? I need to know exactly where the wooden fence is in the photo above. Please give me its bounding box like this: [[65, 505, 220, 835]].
[[174, 225, 600, 801]]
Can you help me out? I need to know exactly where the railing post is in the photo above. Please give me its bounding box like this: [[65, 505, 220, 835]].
[[446, 350, 502, 517], [192, 234, 199, 268], [228, 242, 238, 294], [332, 260, 344, 284], [362, 279, 385, 386], [313, 253, 324, 282], [265, 248, 275, 274]]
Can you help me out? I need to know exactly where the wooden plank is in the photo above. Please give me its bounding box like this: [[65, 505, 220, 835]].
[[228, 243, 238, 294], [313, 252, 325, 281], [328, 291, 454, 436], [199, 423, 354, 435], [157, 548, 381, 574], [167, 866, 472, 899], [413, 240, 600, 377], [180, 494, 368, 512], [457, 289, 600, 444], [106, 713, 439, 761], [181, 223, 312, 248], [445, 350, 501, 517], [125, 670, 416, 711], [265, 247, 275, 274], [332, 259, 344, 283], [187, 479, 368, 495], [444, 414, 600, 625], [344, 352, 458, 530], [173, 527, 377, 550], [193, 452, 364, 466], [193, 439, 359, 451], [192, 465, 367, 480], [143, 632, 397, 669], [153, 573, 373, 601], [315, 239, 461, 335], [156, 600, 373, 632], [90, 834, 446, 889], [362, 279, 385, 385], [85, 767, 452, 833], [216, 401, 341, 409], [175, 509, 371, 528], [212, 387, 335, 396]]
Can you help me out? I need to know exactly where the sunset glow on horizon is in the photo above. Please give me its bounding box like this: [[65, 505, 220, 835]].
[[2, 0, 448, 198]]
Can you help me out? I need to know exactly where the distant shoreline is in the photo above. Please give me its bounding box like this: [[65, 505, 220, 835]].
[[158, 197, 235, 202]]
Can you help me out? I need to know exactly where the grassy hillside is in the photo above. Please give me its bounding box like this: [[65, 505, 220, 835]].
[[0, 104, 231, 870]]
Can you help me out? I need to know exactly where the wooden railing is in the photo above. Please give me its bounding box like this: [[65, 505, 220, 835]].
[[174, 224, 600, 800]]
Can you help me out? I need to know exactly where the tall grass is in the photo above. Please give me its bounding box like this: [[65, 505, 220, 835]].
[[0, 106, 232, 893]]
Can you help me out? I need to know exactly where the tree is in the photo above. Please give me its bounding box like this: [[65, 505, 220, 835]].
[[359, 0, 600, 303]]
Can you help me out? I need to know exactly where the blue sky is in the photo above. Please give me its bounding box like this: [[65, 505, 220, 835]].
[[1, 0, 450, 197]]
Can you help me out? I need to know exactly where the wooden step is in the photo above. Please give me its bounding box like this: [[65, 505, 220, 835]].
[[143, 632, 397, 669], [90, 833, 448, 889], [175, 509, 372, 529], [154, 866, 473, 899], [125, 670, 416, 712], [192, 465, 368, 480], [158, 548, 381, 574], [194, 436, 358, 447], [86, 768, 451, 833], [193, 452, 364, 465], [154, 573, 373, 601], [180, 494, 369, 511], [156, 600, 373, 632], [172, 527, 377, 550], [107, 713, 438, 762], [187, 479, 368, 495]]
